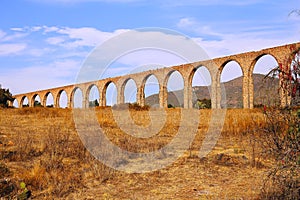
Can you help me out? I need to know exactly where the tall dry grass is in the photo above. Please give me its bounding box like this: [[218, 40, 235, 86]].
[[0, 107, 289, 199]]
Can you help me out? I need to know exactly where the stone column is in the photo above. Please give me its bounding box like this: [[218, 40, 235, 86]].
[[277, 59, 291, 108], [8, 101, 13, 107], [29, 95, 35, 107], [215, 71, 222, 109], [210, 77, 217, 109], [137, 85, 145, 106], [82, 92, 88, 109], [54, 92, 59, 108], [183, 78, 191, 109], [117, 86, 124, 105], [69, 97, 73, 108], [243, 74, 250, 109], [100, 92, 106, 107], [240, 59, 253, 109], [159, 84, 167, 108]]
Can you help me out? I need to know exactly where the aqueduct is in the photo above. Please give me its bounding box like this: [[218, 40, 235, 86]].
[[11, 42, 300, 109]]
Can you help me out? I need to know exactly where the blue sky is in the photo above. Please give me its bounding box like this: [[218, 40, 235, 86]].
[[0, 0, 300, 97]]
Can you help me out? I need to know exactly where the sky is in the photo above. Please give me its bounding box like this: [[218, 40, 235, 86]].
[[0, 0, 300, 101]]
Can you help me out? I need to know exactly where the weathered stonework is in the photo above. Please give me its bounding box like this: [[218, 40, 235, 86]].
[[11, 42, 300, 109]]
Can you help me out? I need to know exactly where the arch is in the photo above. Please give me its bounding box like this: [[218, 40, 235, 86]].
[[57, 90, 68, 108], [219, 60, 244, 108], [251, 54, 280, 107], [164, 70, 184, 108], [141, 74, 160, 107], [122, 78, 137, 103], [190, 66, 212, 109], [86, 84, 100, 107], [102, 81, 117, 106], [32, 94, 42, 107], [13, 99, 19, 108], [71, 87, 83, 108], [219, 60, 244, 82], [249, 53, 279, 75], [43, 92, 54, 107], [20, 96, 29, 108]]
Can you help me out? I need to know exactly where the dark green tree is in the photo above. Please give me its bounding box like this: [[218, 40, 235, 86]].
[[0, 86, 14, 107], [89, 99, 99, 107], [194, 98, 211, 109]]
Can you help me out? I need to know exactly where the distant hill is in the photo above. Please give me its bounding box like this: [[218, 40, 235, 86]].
[[145, 74, 280, 108]]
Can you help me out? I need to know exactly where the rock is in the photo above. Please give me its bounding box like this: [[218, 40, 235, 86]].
[[7, 141, 14, 146], [213, 153, 249, 166], [0, 163, 11, 179], [0, 178, 16, 198]]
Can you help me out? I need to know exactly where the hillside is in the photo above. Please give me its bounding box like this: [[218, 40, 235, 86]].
[[146, 74, 279, 108]]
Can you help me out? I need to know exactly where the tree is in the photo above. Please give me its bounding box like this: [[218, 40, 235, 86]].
[[89, 99, 99, 107], [0, 86, 14, 108], [194, 98, 211, 109], [34, 100, 42, 107], [266, 47, 300, 106], [261, 47, 300, 199]]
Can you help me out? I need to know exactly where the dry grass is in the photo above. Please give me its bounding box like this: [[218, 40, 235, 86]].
[[0, 107, 285, 199]]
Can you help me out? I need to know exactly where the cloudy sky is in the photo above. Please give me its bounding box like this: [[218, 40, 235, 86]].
[[0, 0, 299, 95]]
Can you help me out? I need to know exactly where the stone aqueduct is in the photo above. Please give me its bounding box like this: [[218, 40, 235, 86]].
[[11, 42, 300, 109]]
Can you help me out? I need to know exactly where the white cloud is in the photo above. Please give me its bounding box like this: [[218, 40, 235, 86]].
[[42, 26, 60, 33], [38, 26, 130, 48], [31, 26, 43, 32], [0, 30, 29, 56], [176, 17, 300, 58], [56, 27, 129, 48], [0, 59, 81, 94], [177, 17, 222, 37], [194, 34, 299, 59], [46, 36, 66, 45], [10, 28, 25, 32], [177, 18, 197, 28], [0, 43, 27, 56], [113, 49, 187, 69], [26, 47, 55, 57], [0, 33, 29, 42], [0, 30, 6, 40]]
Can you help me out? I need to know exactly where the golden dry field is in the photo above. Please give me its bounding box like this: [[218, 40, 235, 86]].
[[0, 107, 289, 199]]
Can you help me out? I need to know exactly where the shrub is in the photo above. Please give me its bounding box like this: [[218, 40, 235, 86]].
[[259, 47, 300, 199], [260, 108, 300, 199], [167, 104, 174, 108]]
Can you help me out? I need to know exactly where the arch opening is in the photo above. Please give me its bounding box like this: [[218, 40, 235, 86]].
[[13, 99, 19, 108], [87, 85, 100, 107], [143, 74, 159, 107], [72, 88, 83, 108], [105, 82, 117, 106], [124, 79, 137, 104], [58, 90, 68, 108], [21, 96, 29, 108], [220, 60, 243, 108], [166, 71, 184, 108], [45, 92, 54, 107], [253, 54, 280, 107], [191, 66, 212, 109], [32, 94, 42, 107]]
